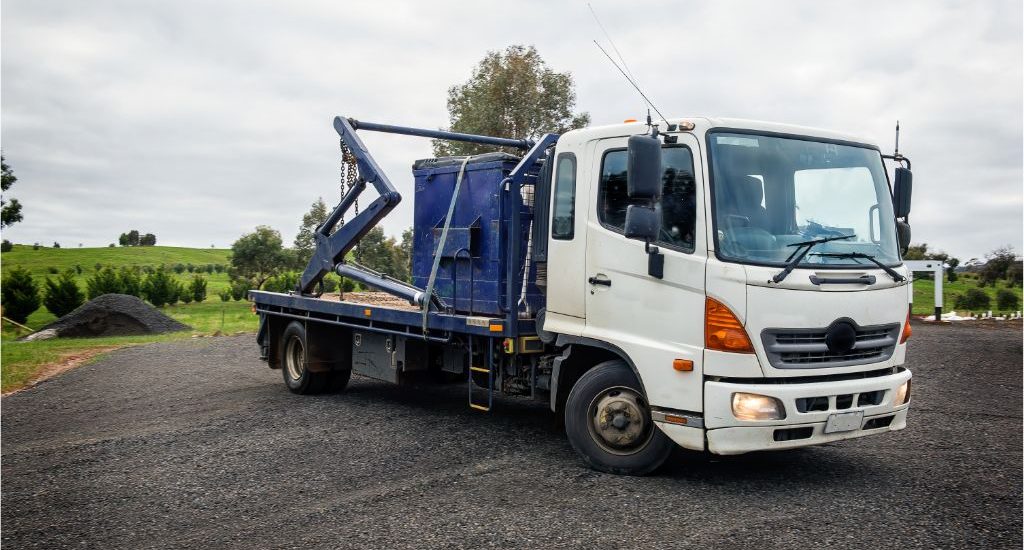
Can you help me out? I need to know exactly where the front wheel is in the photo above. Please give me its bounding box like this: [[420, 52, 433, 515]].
[[564, 360, 673, 475]]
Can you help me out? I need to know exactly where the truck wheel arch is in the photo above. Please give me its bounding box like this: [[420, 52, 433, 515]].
[[550, 334, 645, 413]]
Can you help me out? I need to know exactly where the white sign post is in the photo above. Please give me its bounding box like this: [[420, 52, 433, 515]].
[[904, 260, 946, 321]]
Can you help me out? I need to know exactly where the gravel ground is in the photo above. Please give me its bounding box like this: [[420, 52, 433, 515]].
[[2, 322, 1021, 549], [37, 293, 190, 338]]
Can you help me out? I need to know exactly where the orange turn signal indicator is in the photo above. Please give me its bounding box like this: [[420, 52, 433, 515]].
[[705, 297, 754, 353], [663, 414, 688, 425], [673, 358, 693, 372], [900, 307, 912, 343]]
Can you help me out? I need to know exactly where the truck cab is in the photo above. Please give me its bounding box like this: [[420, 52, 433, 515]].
[[541, 117, 912, 465]]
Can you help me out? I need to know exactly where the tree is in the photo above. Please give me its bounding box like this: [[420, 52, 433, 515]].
[[432, 45, 590, 157], [294, 197, 329, 267], [996, 289, 1019, 312], [981, 246, 1017, 286], [142, 268, 178, 307], [1, 267, 40, 324], [1, 155, 24, 228], [189, 275, 208, 303], [903, 243, 928, 261], [1, 240, 12, 253], [86, 267, 124, 299], [945, 257, 960, 283], [355, 227, 406, 280], [126, 230, 140, 246], [43, 270, 85, 317], [954, 288, 990, 311], [230, 226, 291, 289], [53, 242, 61, 249], [119, 267, 143, 297], [140, 233, 157, 246]]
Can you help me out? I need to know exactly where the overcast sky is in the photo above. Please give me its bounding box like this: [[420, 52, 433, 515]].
[[1, 0, 1021, 260]]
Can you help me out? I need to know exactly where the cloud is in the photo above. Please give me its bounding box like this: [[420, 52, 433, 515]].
[[1, 0, 1020, 260]]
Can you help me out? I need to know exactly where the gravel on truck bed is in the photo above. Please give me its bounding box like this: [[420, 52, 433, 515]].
[[1, 322, 1020, 549]]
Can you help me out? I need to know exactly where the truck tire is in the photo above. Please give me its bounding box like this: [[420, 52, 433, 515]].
[[279, 321, 335, 394], [564, 360, 673, 475]]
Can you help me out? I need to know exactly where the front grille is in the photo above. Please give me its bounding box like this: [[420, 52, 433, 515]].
[[795, 390, 888, 413], [761, 321, 900, 369]]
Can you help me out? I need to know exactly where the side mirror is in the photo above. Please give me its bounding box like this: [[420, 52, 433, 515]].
[[896, 220, 911, 256], [624, 205, 661, 241], [625, 205, 665, 279], [627, 134, 662, 199], [893, 167, 912, 218]]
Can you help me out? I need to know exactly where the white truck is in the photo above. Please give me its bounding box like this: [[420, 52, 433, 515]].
[[252, 115, 914, 475]]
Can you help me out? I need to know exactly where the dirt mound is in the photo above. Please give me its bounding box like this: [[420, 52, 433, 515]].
[[28, 294, 190, 339]]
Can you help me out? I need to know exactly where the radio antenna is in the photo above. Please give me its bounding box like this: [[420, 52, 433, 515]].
[[587, 3, 671, 129], [588, 3, 641, 87], [894, 120, 901, 156], [592, 40, 671, 127]]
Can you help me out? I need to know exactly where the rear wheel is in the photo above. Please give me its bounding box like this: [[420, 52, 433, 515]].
[[564, 360, 673, 475], [279, 321, 348, 394]]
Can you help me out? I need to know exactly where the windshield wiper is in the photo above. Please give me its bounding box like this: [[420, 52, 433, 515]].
[[770, 234, 856, 284], [811, 252, 906, 282]]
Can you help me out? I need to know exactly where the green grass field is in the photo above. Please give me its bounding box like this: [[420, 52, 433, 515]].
[[2, 243, 236, 295], [1, 244, 259, 392], [911, 275, 1022, 316]]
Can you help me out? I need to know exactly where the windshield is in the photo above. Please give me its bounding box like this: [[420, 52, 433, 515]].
[[709, 132, 901, 268]]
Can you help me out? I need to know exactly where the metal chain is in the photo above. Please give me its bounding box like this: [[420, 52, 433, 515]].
[[339, 139, 359, 226]]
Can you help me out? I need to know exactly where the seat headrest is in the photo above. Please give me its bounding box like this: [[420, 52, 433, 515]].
[[734, 176, 764, 208]]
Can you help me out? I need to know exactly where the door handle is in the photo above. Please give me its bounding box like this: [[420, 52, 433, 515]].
[[588, 276, 611, 287]]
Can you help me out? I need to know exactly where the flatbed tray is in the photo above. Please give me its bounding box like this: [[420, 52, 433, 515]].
[[250, 290, 534, 339]]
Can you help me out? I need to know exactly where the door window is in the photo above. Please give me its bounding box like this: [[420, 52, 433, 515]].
[[598, 146, 697, 252]]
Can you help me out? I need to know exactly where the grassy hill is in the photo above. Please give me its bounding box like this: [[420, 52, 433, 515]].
[[2, 244, 230, 276], [1, 243, 256, 334]]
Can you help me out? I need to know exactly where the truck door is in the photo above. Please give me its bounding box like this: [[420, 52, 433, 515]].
[[583, 134, 707, 411]]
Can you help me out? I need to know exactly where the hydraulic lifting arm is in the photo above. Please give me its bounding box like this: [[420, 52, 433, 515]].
[[297, 116, 543, 305]]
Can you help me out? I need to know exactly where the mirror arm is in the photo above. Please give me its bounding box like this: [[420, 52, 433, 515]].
[[644, 241, 664, 279]]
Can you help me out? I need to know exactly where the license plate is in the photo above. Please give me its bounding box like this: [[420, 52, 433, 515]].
[[824, 411, 864, 434]]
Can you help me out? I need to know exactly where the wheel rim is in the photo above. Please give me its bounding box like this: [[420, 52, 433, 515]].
[[586, 386, 654, 456], [284, 335, 305, 381]]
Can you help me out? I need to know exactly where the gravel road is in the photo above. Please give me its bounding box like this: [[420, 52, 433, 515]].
[[2, 322, 1021, 549]]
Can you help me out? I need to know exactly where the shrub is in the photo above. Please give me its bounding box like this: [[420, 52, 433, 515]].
[[142, 265, 155, 275], [205, 264, 215, 274], [32, 242, 40, 250], [214, 264, 225, 274], [142, 268, 178, 307], [341, 278, 356, 293], [172, 263, 186, 274], [47, 266, 59, 274], [86, 267, 124, 299], [94, 263, 102, 271], [186, 263, 195, 273], [322, 275, 338, 293], [230, 279, 249, 301], [1, 239, 12, 252], [43, 270, 84, 317], [180, 290, 193, 304], [954, 288, 990, 311], [189, 275, 208, 303], [74, 264, 83, 275], [218, 290, 231, 302], [996, 289, 1019, 312], [1, 267, 41, 324], [264, 272, 299, 293], [119, 267, 143, 297]]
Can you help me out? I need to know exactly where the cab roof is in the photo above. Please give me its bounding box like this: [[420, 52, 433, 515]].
[[565, 117, 879, 149]]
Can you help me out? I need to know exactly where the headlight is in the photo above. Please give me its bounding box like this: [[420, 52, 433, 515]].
[[731, 392, 786, 421], [894, 380, 911, 405]]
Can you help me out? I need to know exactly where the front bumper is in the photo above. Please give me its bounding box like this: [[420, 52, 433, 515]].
[[703, 368, 911, 455]]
